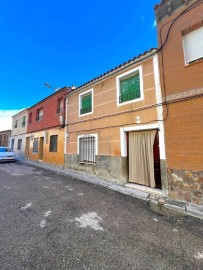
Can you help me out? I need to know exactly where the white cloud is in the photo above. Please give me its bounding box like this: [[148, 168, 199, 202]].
[[152, 20, 157, 29], [0, 109, 23, 131]]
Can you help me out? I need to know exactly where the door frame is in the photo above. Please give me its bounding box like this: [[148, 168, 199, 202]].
[[120, 123, 167, 193]]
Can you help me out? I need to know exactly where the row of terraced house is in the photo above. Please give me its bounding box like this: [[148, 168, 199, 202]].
[[10, 0, 203, 206]]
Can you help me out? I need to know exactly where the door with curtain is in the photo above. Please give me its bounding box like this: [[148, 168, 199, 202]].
[[128, 130, 161, 188]]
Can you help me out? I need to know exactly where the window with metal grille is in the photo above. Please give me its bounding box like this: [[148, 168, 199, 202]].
[[57, 98, 63, 114], [119, 73, 140, 103], [49, 135, 58, 152], [28, 113, 32, 124], [14, 120, 18, 128], [36, 108, 43, 121], [79, 89, 93, 116], [116, 66, 143, 106], [22, 116, 26, 127], [33, 138, 39, 153], [79, 135, 96, 163]]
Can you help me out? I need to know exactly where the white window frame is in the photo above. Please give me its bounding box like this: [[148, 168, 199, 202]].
[[77, 134, 98, 163], [182, 26, 203, 65], [116, 66, 144, 107], [79, 88, 94, 117]]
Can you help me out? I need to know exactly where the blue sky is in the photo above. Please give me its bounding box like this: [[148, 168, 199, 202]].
[[0, 0, 158, 112]]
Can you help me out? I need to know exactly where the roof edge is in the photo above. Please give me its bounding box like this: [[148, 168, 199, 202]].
[[69, 48, 157, 95]]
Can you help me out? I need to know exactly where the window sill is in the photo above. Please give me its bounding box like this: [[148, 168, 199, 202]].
[[78, 161, 96, 165]]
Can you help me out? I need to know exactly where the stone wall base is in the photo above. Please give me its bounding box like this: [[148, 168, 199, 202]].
[[64, 154, 128, 185], [167, 169, 203, 205]]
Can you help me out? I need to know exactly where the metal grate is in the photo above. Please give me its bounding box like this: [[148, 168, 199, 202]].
[[119, 90, 140, 103], [80, 106, 92, 115], [79, 135, 96, 163]]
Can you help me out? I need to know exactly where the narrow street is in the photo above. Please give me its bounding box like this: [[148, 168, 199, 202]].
[[0, 162, 202, 270]]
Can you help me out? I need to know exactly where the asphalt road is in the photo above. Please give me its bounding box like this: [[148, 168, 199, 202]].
[[0, 162, 202, 270]]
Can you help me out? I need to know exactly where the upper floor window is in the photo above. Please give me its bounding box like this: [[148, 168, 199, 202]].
[[57, 98, 63, 114], [183, 25, 203, 65], [36, 108, 43, 121], [14, 120, 18, 128], [28, 113, 32, 124], [116, 66, 144, 106], [22, 116, 26, 127], [79, 89, 93, 116]]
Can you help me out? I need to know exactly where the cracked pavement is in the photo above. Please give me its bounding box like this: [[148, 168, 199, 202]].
[[0, 162, 203, 270]]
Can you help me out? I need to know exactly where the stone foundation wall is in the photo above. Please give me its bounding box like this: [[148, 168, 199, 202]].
[[64, 154, 128, 185], [167, 169, 203, 205]]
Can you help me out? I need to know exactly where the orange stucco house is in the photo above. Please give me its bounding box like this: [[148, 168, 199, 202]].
[[65, 49, 168, 195]]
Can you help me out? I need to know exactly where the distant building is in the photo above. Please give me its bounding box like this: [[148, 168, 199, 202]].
[[155, 0, 203, 205], [0, 130, 11, 147], [26, 87, 71, 167], [10, 109, 28, 159]]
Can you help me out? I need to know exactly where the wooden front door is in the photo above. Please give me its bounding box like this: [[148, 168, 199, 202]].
[[39, 137, 44, 160]]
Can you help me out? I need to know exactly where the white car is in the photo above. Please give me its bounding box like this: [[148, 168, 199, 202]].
[[0, 147, 16, 162]]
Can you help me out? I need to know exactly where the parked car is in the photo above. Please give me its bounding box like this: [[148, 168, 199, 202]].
[[0, 147, 16, 162]]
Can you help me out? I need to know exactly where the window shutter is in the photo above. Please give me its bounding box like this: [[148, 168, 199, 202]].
[[120, 74, 140, 103], [183, 26, 203, 64], [82, 94, 92, 109]]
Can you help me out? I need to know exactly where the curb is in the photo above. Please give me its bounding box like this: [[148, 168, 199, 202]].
[[17, 159, 203, 220]]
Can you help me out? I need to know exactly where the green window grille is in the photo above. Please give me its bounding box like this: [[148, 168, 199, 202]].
[[119, 73, 140, 103], [80, 94, 92, 115]]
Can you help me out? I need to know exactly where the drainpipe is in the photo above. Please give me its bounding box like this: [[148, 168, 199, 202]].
[[64, 96, 68, 163]]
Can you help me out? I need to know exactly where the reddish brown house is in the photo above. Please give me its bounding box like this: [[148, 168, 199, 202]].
[[0, 130, 11, 147], [155, 0, 203, 205], [26, 87, 70, 166]]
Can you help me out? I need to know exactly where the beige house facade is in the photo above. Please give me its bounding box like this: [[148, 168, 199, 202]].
[[10, 109, 28, 159]]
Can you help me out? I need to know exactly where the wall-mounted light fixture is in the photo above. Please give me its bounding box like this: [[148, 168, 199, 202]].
[[135, 116, 141, 124]]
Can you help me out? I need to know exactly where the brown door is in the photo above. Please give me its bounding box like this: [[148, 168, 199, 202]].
[[39, 137, 44, 160], [153, 131, 161, 189]]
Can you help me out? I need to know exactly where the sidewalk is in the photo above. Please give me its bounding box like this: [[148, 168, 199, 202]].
[[18, 159, 203, 220]]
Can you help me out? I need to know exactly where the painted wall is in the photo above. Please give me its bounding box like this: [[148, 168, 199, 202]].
[[65, 54, 166, 186], [156, 0, 203, 204], [67, 57, 158, 157], [27, 88, 67, 133], [26, 128, 65, 166]]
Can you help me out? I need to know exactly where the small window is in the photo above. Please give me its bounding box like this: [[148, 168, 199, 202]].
[[36, 108, 43, 121], [14, 120, 18, 128], [17, 139, 22, 150], [22, 116, 26, 127], [57, 98, 63, 114], [78, 135, 97, 163], [28, 113, 32, 124], [49, 135, 58, 152], [33, 138, 39, 153], [116, 66, 144, 106], [79, 89, 93, 116], [183, 26, 203, 65]]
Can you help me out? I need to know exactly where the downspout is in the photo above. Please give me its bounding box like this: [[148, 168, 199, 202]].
[[64, 96, 68, 168]]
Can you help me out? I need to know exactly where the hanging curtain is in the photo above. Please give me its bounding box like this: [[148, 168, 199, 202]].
[[129, 130, 157, 188]]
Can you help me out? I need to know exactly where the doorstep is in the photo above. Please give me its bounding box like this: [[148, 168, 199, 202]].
[[125, 183, 162, 195]]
